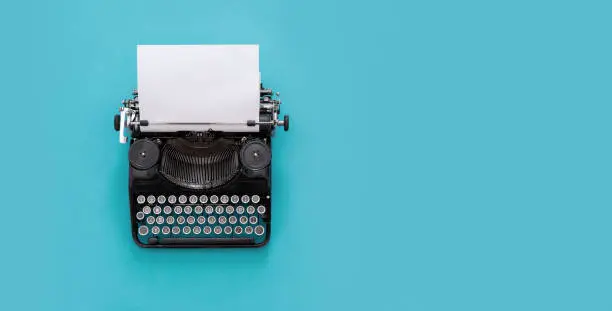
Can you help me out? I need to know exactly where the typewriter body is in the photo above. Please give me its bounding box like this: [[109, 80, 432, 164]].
[[114, 45, 289, 248]]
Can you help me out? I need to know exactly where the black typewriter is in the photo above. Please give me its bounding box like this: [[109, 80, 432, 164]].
[[113, 45, 289, 248]]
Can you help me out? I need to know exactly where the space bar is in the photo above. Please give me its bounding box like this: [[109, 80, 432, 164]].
[[156, 238, 255, 245]]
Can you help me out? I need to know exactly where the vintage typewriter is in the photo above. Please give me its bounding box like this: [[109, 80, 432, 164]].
[[113, 45, 289, 248]]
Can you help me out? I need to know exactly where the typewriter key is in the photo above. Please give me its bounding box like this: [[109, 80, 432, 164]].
[[254, 225, 265, 236], [168, 195, 177, 204], [142, 206, 151, 214], [225, 206, 235, 214], [205, 206, 214, 214], [251, 195, 260, 204], [183, 226, 191, 234], [194, 205, 203, 214], [224, 226, 232, 234], [247, 206, 255, 214], [138, 226, 149, 235], [166, 216, 175, 225], [220, 195, 229, 204], [187, 216, 195, 225], [234, 226, 243, 234], [249, 216, 258, 225], [257, 205, 266, 214], [215, 206, 224, 214], [189, 195, 198, 204], [153, 206, 162, 215], [214, 226, 222, 234], [178, 195, 187, 204], [146, 216, 155, 225], [183, 206, 193, 214], [210, 195, 219, 204], [176, 216, 185, 225], [207, 216, 216, 224], [236, 206, 245, 215], [241, 195, 250, 204], [192, 226, 202, 234], [162, 226, 170, 235], [174, 206, 183, 214], [147, 195, 156, 204], [157, 195, 166, 204], [171, 226, 181, 235], [136, 195, 146, 204], [244, 226, 253, 235], [136, 212, 145, 221], [197, 216, 206, 224], [156, 216, 164, 225], [203, 226, 212, 235], [151, 226, 160, 235], [240, 216, 248, 225], [218, 216, 227, 225], [199, 195, 208, 204], [163, 206, 172, 214], [228, 215, 237, 225], [231, 195, 239, 204]]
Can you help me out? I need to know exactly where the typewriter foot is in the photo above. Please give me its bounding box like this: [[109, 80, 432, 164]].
[[283, 115, 289, 131], [114, 114, 120, 131]]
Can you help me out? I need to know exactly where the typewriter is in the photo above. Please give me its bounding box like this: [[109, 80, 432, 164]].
[[113, 45, 289, 248]]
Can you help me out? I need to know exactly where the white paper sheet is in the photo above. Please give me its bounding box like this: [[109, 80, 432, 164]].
[[137, 45, 260, 132]]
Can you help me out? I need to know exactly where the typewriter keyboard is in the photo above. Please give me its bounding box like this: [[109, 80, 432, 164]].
[[134, 194, 269, 245]]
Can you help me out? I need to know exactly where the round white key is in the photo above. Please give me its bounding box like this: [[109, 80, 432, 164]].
[[161, 226, 170, 235], [174, 206, 183, 214], [156, 216, 164, 225], [215, 206, 224, 214], [213, 226, 222, 234], [142, 206, 151, 214], [205, 206, 214, 214], [247, 206, 255, 214], [171, 226, 180, 234], [210, 195, 219, 204], [251, 195, 260, 204], [257, 205, 266, 214], [151, 226, 160, 235], [168, 195, 177, 204], [226, 206, 235, 214], [136, 212, 145, 221], [254, 225, 265, 236], [178, 195, 187, 204], [147, 195, 156, 204], [157, 195, 166, 204], [244, 226, 253, 235], [236, 206, 245, 215], [249, 216, 258, 225], [218, 216, 227, 225], [203, 226, 212, 234], [224, 226, 232, 234], [228, 215, 237, 225], [193, 226, 202, 234], [183, 226, 191, 234], [189, 195, 198, 204], [207, 216, 216, 224], [197, 216, 206, 224], [187, 216, 195, 225], [241, 195, 250, 204], [234, 226, 243, 234], [199, 195, 208, 204], [153, 206, 162, 215], [136, 195, 146, 204], [138, 226, 149, 235], [183, 206, 193, 214], [194, 206, 203, 214], [231, 195, 239, 204], [220, 195, 229, 204], [166, 216, 175, 225], [176, 216, 185, 224], [146, 216, 155, 225], [239, 216, 248, 225], [163, 206, 172, 214]]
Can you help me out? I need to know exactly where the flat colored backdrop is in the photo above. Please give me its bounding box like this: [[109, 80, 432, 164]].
[[0, 0, 610, 310]]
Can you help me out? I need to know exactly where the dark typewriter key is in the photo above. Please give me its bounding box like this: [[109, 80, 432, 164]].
[[244, 226, 253, 235], [199, 195, 208, 204], [240, 140, 271, 171], [218, 216, 227, 225], [213, 226, 222, 235], [205, 206, 214, 214], [157, 195, 166, 204], [153, 206, 162, 215], [194, 205, 203, 214], [138, 226, 149, 235], [236, 206, 245, 215], [241, 195, 250, 204], [146, 216, 155, 225], [225, 206, 235, 214], [166, 216, 175, 225], [136, 212, 145, 221], [209, 195, 219, 204], [247, 206, 255, 215], [224, 226, 232, 234], [207, 216, 216, 224], [156, 216, 164, 225], [147, 195, 156, 204], [254, 225, 265, 236], [192, 226, 202, 234], [197, 216, 206, 224], [189, 195, 198, 204], [249, 216, 258, 225], [142, 206, 151, 215], [228, 215, 237, 225], [174, 206, 183, 214], [234, 226, 243, 234], [161, 226, 170, 235], [151, 226, 160, 235], [257, 205, 266, 214], [183, 206, 193, 214], [171, 226, 180, 235], [239, 216, 248, 225], [136, 195, 146, 204], [168, 195, 177, 204], [186, 216, 195, 225], [129, 139, 160, 170], [220, 195, 229, 204], [203, 226, 212, 235], [182, 226, 191, 234], [178, 195, 187, 204], [230, 195, 239, 204], [215, 206, 224, 215], [163, 206, 172, 215], [251, 195, 260, 204], [176, 216, 185, 225]]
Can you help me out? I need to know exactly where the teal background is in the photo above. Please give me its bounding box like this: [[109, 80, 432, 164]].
[[0, 0, 610, 310]]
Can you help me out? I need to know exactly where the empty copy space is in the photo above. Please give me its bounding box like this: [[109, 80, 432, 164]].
[[137, 45, 260, 132]]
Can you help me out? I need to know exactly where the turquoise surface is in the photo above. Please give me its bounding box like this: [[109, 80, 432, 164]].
[[1, 0, 611, 310]]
